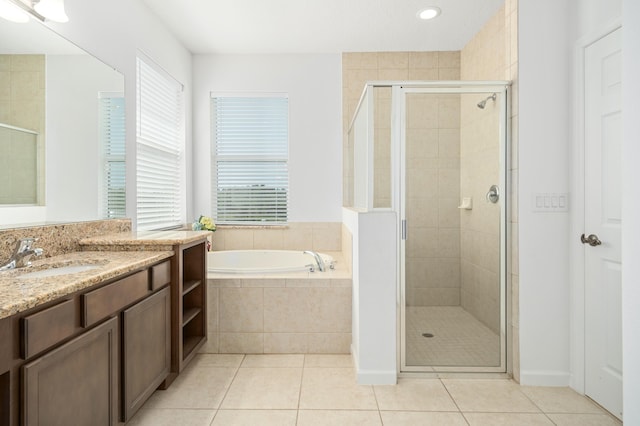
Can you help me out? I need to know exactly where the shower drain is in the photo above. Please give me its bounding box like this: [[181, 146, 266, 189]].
[[421, 333, 434, 338]]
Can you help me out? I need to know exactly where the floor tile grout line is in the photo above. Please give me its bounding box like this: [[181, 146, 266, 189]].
[[439, 378, 471, 426], [295, 360, 305, 425], [211, 354, 245, 420], [371, 384, 384, 425]]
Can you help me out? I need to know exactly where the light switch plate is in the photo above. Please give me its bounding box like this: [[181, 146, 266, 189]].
[[533, 193, 569, 212]]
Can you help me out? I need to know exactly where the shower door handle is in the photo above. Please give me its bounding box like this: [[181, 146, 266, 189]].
[[486, 185, 500, 203]]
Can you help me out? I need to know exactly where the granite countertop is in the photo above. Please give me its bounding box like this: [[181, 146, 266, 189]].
[[79, 230, 211, 246], [0, 250, 173, 319]]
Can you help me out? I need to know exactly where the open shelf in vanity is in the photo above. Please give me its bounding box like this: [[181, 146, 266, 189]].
[[171, 239, 207, 380]]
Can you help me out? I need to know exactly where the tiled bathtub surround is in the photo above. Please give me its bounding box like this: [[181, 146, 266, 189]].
[[202, 252, 352, 354], [210, 222, 342, 252], [0, 219, 131, 261]]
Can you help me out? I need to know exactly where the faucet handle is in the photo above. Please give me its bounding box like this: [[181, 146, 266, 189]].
[[15, 238, 37, 254]]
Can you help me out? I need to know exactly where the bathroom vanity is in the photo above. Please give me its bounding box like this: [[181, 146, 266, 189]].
[[0, 230, 209, 425]]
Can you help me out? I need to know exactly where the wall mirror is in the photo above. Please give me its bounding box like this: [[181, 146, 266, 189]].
[[0, 17, 125, 227]]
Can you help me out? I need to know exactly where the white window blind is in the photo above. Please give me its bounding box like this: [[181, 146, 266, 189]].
[[136, 56, 184, 230], [211, 95, 289, 224], [99, 93, 125, 219]]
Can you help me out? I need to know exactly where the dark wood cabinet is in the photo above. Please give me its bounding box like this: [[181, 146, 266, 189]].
[[122, 286, 171, 422], [1, 238, 208, 425], [21, 317, 118, 426], [0, 258, 177, 426], [163, 241, 207, 388]]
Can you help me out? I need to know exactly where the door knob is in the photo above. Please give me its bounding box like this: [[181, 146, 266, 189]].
[[581, 234, 602, 247]]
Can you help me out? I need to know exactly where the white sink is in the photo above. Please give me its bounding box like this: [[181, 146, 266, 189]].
[[18, 264, 100, 279]]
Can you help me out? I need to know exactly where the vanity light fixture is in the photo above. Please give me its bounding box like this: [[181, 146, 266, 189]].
[[417, 6, 441, 20], [0, 0, 30, 23], [33, 0, 68, 22]]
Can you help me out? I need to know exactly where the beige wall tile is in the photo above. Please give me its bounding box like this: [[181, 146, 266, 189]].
[[306, 333, 351, 353], [312, 223, 341, 251], [283, 226, 313, 250], [10, 55, 44, 72], [219, 288, 264, 333], [264, 333, 308, 353], [207, 287, 219, 331], [285, 278, 330, 288], [406, 288, 461, 306], [0, 71, 10, 100], [438, 51, 461, 68], [408, 68, 439, 80], [0, 56, 10, 72], [219, 333, 264, 353], [439, 68, 461, 80], [10, 71, 41, 100], [377, 52, 409, 69], [264, 287, 351, 333], [342, 52, 378, 70], [253, 229, 284, 249], [210, 278, 242, 288], [0, 101, 10, 123], [223, 229, 254, 250], [198, 331, 219, 353], [243, 278, 286, 288], [409, 51, 439, 69]]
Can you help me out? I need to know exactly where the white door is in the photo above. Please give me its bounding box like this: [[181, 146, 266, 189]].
[[584, 27, 622, 420]]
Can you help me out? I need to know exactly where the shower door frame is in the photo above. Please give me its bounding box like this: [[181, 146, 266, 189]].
[[395, 82, 511, 375]]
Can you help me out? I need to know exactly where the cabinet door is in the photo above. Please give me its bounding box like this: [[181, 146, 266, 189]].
[[22, 317, 118, 426], [122, 287, 171, 421]]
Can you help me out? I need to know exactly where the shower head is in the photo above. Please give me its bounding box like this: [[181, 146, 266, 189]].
[[477, 93, 497, 109]]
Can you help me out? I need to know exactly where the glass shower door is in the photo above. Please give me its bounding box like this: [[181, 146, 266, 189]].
[[400, 86, 507, 372]]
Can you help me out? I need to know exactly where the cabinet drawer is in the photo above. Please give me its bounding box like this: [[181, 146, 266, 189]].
[[82, 270, 149, 327], [22, 299, 76, 359], [151, 261, 171, 291]]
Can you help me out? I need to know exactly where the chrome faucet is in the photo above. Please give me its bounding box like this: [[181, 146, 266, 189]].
[[303, 250, 326, 272], [0, 238, 44, 271]]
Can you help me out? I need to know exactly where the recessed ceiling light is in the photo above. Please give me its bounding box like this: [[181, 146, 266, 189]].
[[417, 6, 441, 20]]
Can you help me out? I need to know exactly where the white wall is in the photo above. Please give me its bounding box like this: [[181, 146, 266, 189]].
[[622, 0, 640, 422], [192, 54, 343, 222], [44, 0, 193, 227], [518, 0, 573, 385], [46, 55, 122, 222], [344, 208, 397, 385], [519, 0, 636, 403]]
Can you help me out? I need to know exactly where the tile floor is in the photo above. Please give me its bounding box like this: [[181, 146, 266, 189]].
[[406, 306, 500, 367], [128, 354, 621, 426]]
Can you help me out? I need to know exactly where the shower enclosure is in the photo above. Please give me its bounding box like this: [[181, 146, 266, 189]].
[[346, 81, 510, 374]]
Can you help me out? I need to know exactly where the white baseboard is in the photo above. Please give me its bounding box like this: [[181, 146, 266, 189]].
[[350, 344, 397, 385], [520, 370, 571, 386], [356, 369, 397, 385]]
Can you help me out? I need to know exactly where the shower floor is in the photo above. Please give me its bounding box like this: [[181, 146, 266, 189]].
[[405, 306, 500, 367]]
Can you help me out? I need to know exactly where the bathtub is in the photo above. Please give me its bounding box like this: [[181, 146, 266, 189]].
[[207, 250, 335, 274]]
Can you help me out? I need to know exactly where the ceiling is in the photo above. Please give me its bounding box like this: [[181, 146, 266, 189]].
[[141, 0, 505, 55]]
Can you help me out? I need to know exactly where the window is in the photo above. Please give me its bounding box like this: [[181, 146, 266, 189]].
[[136, 55, 184, 230], [211, 94, 289, 224], [99, 93, 125, 219]]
